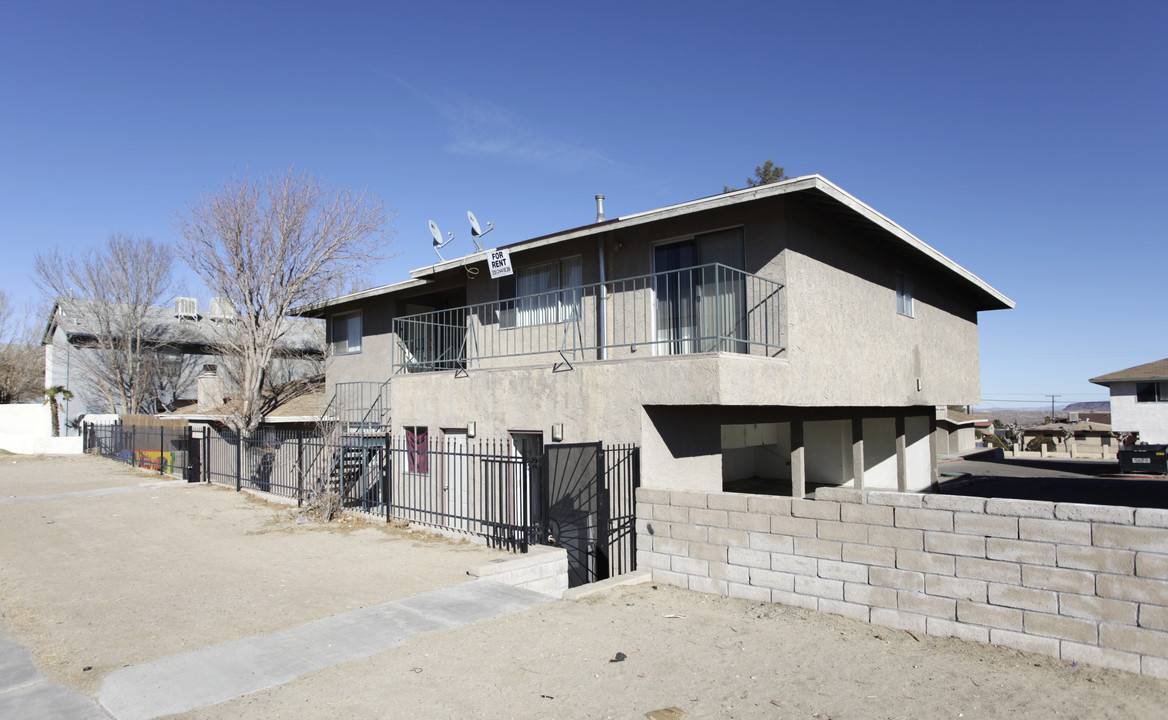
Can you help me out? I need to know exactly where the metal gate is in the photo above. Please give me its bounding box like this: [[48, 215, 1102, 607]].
[[541, 442, 639, 587]]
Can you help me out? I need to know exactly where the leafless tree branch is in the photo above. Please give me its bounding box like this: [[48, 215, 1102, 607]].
[[173, 167, 394, 432]]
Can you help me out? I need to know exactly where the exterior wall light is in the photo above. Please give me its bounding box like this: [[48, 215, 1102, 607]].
[[551, 423, 564, 442], [467, 421, 476, 438]]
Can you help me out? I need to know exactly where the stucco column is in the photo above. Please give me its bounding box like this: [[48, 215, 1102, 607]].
[[895, 415, 907, 493], [851, 417, 865, 490], [790, 420, 806, 498], [929, 413, 939, 487]]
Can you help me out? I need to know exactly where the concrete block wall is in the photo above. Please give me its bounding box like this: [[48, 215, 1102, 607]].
[[636, 486, 1168, 678], [468, 545, 569, 598]]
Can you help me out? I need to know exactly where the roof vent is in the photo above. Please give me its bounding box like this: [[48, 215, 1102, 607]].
[[595, 195, 606, 223], [209, 297, 235, 322], [174, 297, 197, 321]]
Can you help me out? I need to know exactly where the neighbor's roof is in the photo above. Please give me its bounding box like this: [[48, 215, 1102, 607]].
[[165, 374, 326, 424], [45, 297, 323, 350], [1022, 421, 1112, 434], [1090, 359, 1168, 386], [297, 174, 1014, 314], [942, 409, 993, 427]]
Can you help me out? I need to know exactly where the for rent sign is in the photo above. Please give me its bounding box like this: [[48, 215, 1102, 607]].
[[488, 248, 513, 278]]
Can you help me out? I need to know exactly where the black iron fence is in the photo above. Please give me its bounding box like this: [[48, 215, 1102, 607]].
[[84, 420, 639, 574], [83, 421, 196, 480]]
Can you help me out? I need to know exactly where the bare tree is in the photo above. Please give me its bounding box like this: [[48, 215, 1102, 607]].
[[34, 234, 176, 414], [173, 167, 394, 432], [0, 291, 44, 404]]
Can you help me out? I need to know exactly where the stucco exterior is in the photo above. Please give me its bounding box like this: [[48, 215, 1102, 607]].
[[1090, 359, 1168, 445], [302, 176, 1010, 497], [1103, 383, 1168, 444]]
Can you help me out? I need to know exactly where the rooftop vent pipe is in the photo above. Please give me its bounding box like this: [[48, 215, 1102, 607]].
[[595, 194, 606, 223]]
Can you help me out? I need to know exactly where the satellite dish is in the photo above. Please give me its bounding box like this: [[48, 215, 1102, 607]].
[[429, 220, 454, 261], [467, 210, 493, 251]]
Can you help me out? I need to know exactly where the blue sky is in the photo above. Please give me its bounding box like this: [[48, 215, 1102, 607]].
[[2, 1, 1164, 409]]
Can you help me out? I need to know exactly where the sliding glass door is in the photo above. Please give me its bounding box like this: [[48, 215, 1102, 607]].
[[653, 228, 746, 355]]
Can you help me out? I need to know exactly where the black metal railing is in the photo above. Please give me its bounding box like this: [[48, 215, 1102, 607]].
[[83, 421, 194, 480], [393, 263, 784, 373], [84, 420, 640, 572]]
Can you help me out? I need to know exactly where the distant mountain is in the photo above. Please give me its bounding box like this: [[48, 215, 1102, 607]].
[[1064, 401, 1110, 412]]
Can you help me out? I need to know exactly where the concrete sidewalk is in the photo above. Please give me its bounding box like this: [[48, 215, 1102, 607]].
[[98, 579, 554, 720], [0, 635, 110, 720]]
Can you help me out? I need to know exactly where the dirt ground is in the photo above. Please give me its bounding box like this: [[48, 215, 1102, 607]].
[[4, 454, 1168, 719], [0, 453, 504, 696]]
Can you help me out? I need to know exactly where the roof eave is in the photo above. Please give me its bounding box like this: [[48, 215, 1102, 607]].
[[306, 174, 1014, 312]]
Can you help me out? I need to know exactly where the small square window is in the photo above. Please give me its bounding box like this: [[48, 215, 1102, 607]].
[[896, 272, 914, 318], [330, 311, 362, 355]]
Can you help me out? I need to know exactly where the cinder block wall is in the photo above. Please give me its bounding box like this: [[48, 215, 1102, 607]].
[[468, 545, 569, 599], [636, 486, 1168, 678]]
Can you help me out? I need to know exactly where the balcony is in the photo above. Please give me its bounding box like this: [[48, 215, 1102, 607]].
[[392, 263, 784, 374]]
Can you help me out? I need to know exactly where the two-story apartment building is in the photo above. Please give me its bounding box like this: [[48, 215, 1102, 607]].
[[1091, 358, 1168, 444], [299, 175, 1012, 497], [44, 296, 324, 432]]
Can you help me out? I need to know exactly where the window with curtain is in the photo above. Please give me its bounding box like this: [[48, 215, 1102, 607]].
[[896, 272, 914, 318], [330, 310, 362, 354], [654, 228, 745, 355], [498, 256, 582, 328], [405, 426, 428, 474]]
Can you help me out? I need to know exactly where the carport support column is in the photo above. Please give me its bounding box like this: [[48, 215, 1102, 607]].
[[791, 420, 806, 498], [851, 417, 865, 490], [895, 415, 907, 493], [929, 413, 939, 488]]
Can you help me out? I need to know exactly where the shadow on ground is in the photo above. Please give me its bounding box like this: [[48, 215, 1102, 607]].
[[932, 456, 1168, 509]]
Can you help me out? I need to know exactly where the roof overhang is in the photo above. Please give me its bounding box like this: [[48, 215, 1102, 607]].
[[300, 174, 1014, 313]]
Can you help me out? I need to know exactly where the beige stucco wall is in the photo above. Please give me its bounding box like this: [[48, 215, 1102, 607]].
[[319, 193, 992, 492]]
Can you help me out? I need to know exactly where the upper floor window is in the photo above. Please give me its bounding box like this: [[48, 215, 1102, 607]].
[[498, 256, 582, 329], [330, 310, 362, 355], [896, 272, 914, 318], [1136, 382, 1167, 403]]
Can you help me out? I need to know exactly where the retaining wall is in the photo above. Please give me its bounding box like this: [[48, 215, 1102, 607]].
[[468, 545, 569, 598], [636, 486, 1168, 678]]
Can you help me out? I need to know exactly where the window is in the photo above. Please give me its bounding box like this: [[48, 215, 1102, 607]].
[[405, 426, 428, 473], [654, 228, 746, 355], [498, 256, 582, 328], [896, 272, 914, 318], [1136, 382, 1167, 403], [330, 311, 362, 354]]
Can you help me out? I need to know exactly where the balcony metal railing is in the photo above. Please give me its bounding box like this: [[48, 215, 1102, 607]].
[[323, 381, 390, 429], [392, 263, 783, 374]]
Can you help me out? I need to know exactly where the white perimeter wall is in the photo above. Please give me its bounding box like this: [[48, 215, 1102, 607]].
[[0, 403, 83, 454]]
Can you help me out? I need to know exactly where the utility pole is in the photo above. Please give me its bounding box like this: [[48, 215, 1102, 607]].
[[1045, 394, 1061, 423]]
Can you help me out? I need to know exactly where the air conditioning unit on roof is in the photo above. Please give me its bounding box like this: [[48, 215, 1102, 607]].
[[209, 297, 235, 321], [174, 297, 197, 320]]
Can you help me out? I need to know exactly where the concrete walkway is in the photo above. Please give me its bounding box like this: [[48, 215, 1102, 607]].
[[98, 579, 554, 720], [0, 635, 111, 720], [0, 486, 147, 504]]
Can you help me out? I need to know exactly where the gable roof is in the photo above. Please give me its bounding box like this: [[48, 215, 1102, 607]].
[[298, 174, 1013, 314], [44, 297, 323, 351], [1090, 359, 1168, 386], [165, 374, 326, 424]]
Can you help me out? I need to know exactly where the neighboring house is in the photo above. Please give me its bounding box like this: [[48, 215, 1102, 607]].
[[298, 174, 1013, 496], [935, 407, 993, 454], [43, 296, 324, 434], [1020, 419, 1114, 453], [166, 371, 326, 432], [1091, 358, 1168, 443]]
